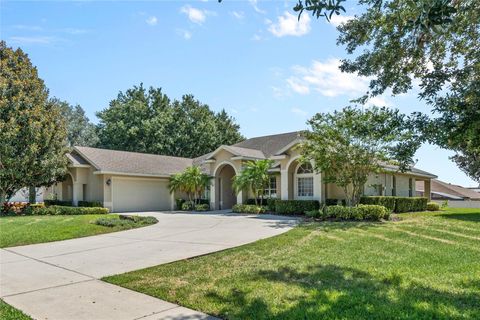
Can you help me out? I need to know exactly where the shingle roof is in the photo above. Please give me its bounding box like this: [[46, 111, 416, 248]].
[[73, 147, 193, 176], [223, 145, 266, 159], [382, 163, 437, 178], [416, 179, 480, 200], [232, 131, 304, 157], [67, 152, 89, 166]]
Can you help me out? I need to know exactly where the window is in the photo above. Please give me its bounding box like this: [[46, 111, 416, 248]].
[[297, 163, 313, 174], [392, 176, 397, 196], [298, 177, 314, 197], [296, 162, 314, 198], [264, 176, 277, 198]]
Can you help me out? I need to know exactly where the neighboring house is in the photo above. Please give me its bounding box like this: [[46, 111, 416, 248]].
[[416, 179, 480, 201], [49, 131, 437, 212], [9, 187, 51, 203]]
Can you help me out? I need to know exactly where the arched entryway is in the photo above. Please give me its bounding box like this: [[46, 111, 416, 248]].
[[214, 163, 237, 210]]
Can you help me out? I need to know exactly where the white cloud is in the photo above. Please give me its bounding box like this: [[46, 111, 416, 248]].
[[287, 58, 369, 97], [9, 36, 60, 45], [231, 11, 245, 20], [366, 96, 390, 107], [251, 33, 262, 41], [145, 16, 158, 26], [286, 78, 310, 95], [291, 107, 308, 117], [12, 25, 43, 31], [329, 15, 354, 27], [61, 28, 88, 34], [249, 0, 266, 14], [268, 11, 311, 37], [177, 29, 192, 40], [181, 5, 212, 25]]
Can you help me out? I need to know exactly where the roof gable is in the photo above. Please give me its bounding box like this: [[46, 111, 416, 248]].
[[232, 131, 304, 157]]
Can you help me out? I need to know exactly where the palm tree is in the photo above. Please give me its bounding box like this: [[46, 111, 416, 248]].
[[169, 166, 211, 205], [233, 159, 273, 206]]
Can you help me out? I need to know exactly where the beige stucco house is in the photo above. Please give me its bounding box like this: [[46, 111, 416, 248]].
[[51, 131, 436, 212]]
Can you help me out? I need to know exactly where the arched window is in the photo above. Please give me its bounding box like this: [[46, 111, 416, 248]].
[[295, 162, 314, 198], [296, 162, 313, 174]]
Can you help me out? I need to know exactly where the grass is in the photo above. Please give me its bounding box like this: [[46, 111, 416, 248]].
[[104, 208, 480, 320], [0, 214, 156, 248], [0, 300, 31, 320]]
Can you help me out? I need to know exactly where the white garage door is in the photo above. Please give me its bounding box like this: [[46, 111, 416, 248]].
[[112, 177, 171, 212]]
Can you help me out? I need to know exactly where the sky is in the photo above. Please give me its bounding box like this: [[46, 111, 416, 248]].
[[1, 0, 477, 187]]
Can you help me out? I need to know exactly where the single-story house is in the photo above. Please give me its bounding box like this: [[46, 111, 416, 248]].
[[49, 131, 437, 212], [416, 179, 480, 201]]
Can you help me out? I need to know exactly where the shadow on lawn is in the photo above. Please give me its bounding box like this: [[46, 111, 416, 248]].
[[438, 211, 480, 223], [206, 264, 479, 320]]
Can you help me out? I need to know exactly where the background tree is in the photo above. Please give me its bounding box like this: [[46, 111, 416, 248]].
[[294, 0, 480, 183], [96, 84, 244, 158], [232, 160, 274, 206], [0, 41, 68, 203], [300, 107, 420, 206], [54, 99, 99, 147]]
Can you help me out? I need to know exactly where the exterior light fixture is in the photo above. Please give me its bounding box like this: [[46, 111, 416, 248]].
[[106, 178, 111, 186]]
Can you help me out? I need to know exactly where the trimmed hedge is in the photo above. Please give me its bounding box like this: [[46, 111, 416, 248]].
[[275, 200, 320, 215], [33, 205, 109, 215], [44, 199, 73, 207], [78, 201, 103, 207], [360, 196, 396, 211], [246, 198, 277, 211], [321, 204, 389, 221], [232, 204, 267, 214], [426, 202, 440, 211], [360, 196, 428, 213], [325, 198, 346, 206], [395, 197, 428, 213]]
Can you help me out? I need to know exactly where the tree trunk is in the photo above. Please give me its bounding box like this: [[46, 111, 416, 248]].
[[0, 191, 6, 205], [29, 186, 36, 204]]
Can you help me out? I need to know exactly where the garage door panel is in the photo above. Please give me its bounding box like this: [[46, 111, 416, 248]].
[[112, 178, 170, 212]]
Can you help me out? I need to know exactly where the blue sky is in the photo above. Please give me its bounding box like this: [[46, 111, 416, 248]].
[[1, 0, 477, 187]]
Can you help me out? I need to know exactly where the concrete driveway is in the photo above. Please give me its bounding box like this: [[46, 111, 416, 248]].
[[1, 211, 297, 320]]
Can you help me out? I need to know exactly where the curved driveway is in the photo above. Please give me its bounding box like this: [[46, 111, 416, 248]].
[[1, 211, 297, 320]]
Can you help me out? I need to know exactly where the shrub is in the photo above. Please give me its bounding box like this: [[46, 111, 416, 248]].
[[360, 196, 428, 213], [305, 210, 321, 218], [232, 204, 267, 214], [194, 204, 210, 211], [274, 200, 319, 215], [395, 197, 428, 213], [32, 205, 109, 215], [44, 199, 73, 207], [426, 202, 440, 211], [95, 215, 158, 228], [360, 196, 396, 211], [181, 201, 194, 211], [175, 198, 185, 210], [78, 201, 103, 207], [325, 205, 388, 221], [325, 198, 346, 206], [357, 204, 390, 220]]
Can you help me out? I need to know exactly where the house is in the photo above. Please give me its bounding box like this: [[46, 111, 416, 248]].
[[416, 179, 480, 201], [50, 131, 437, 212]]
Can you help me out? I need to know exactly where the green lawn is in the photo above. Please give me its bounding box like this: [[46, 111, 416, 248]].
[[0, 214, 154, 248], [0, 300, 31, 320], [105, 208, 480, 320]]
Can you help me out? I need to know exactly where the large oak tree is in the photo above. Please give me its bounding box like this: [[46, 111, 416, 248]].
[[0, 41, 68, 203], [96, 84, 244, 158]]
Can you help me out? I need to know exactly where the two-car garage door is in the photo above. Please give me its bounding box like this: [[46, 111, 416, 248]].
[[112, 177, 171, 212]]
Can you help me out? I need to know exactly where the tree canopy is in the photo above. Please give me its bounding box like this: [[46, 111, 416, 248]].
[[54, 98, 99, 147], [96, 84, 244, 158], [0, 41, 68, 203], [300, 106, 420, 206], [295, 0, 480, 183]]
